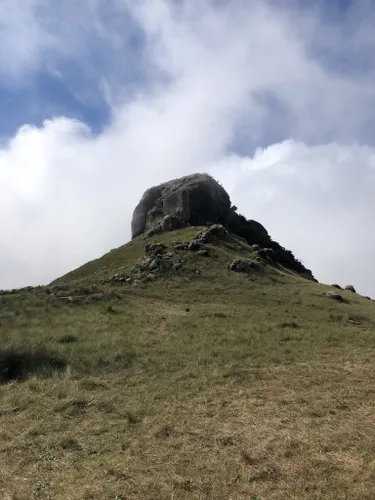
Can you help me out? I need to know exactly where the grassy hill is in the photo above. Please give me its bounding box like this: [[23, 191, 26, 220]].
[[1, 227, 375, 499]]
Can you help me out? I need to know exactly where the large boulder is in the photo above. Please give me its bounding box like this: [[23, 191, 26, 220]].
[[131, 174, 231, 238]]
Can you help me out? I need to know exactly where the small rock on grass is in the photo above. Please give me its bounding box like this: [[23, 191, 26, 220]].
[[326, 291, 344, 303]]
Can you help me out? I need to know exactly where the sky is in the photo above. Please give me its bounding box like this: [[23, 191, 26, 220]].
[[1, 0, 375, 295]]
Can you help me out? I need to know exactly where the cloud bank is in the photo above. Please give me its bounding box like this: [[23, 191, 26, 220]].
[[1, 0, 375, 296]]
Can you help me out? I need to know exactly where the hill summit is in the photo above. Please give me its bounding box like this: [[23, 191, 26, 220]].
[[131, 173, 314, 279]]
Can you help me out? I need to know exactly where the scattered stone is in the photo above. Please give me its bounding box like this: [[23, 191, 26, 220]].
[[188, 240, 204, 251], [250, 244, 261, 252], [364, 296, 371, 300], [345, 285, 356, 293], [194, 224, 228, 243], [133, 256, 153, 272], [229, 259, 259, 273], [198, 249, 209, 257], [145, 243, 166, 255], [348, 319, 361, 325], [102, 273, 129, 284], [186, 307, 190, 312], [257, 248, 276, 261], [174, 243, 188, 251], [172, 262, 182, 271], [132, 249, 175, 280], [325, 291, 344, 303], [55, 296, 74, 302], [149, 259, 160, 271], [331, 284, 342, 290]]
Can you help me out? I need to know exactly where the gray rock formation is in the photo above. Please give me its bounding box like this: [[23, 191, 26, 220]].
[[131, 174, 230, 238], [131, 173, 314, 279]]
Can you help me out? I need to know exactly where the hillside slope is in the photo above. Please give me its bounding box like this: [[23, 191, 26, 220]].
[[1, 227, 375, 499]]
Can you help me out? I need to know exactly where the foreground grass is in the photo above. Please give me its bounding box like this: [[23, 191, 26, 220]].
[[1, 228, 375, 499]]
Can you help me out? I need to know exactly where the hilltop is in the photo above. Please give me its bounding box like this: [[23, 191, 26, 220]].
[[130, 173, 313, 278], [1, 175, 375, 499]]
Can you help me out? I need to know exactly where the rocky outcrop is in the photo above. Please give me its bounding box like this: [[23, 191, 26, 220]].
[[131, 174, 231, 238], [131, 173, 314, 279]]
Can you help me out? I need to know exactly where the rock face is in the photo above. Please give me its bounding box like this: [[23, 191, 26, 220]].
[[131, 173, 314, 279], [131, 174, 231, 238]]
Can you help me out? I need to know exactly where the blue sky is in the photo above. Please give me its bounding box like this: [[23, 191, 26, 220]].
[[0, 1, 371, 138], [0, 69, 110, 137], [1, 0, 370, 144], [0, 2, 146, 138], [1, 0, 375, 295]]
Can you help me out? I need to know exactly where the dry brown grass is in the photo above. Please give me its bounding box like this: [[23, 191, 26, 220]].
[[2, 360, 375, 499]]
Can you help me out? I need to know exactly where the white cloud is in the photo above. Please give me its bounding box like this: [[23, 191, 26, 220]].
[[1, 0, 375, 296], [212, 141, 375, 294], [0, 0, 137, 92]]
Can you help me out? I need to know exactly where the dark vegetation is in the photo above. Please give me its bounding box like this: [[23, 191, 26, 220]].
[[0, 347, 66, 383]]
